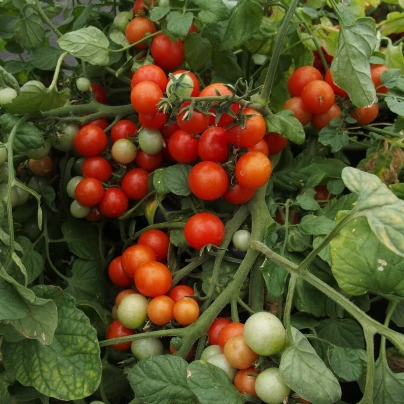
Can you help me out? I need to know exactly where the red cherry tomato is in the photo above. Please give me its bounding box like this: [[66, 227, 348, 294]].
[[131, 81, 163, 114], [111, 120, 138, 143], [311, 104, 342, 130], [350, 103, 379, 125], [264, 132, 287, 155], [121, 168, 149, 201], [82, 156, 112, 182], [108, 256, 132, 287], [147, 295, 175, 325], [168, 285, 195, 303], [131, 64, 168, 92], [125, 17, 156, 49], [283, 97, 312, 126], [138, 229, 170, 262], [247, 139, 269, 156], [301, 80, 335, 114], [176, 101, 209, 134], [122, 244, 156, 278], [98, 188, 129, 218], [235, 152, 272, 190], [135, 150, 163, 171], [173, 297, 200, 326], [324, 69, 348, 97], [218, 322, 244, 350], [287, 66, 322, 97], [133, 0, 157, 15], [224, 183, 256, 205], [139, 111, 168, 129], [134, 261, 172, 297], [74, 125, 107, 157], [106, 320, 135, 351], [198, 127, 229, 162], [151, 33, 184, 71], [208, 317, 231, 345], [86, 118, 109, 130], [75, 178, 104, 207], [370, 64, 389, 94], [168, 130, 199, 163], [91, 83, 108, 104]]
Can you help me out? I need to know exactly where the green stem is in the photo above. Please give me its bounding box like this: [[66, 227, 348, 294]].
[[49, 52, 68, 91], [231, 298, 239, 322], [248, 256, 265, 312], [34, 0, 62, 37], [284, 274, 297, 340], [171, 255, 209, 287], [132, 222, 186, 239], [361, 125, 402, 138], [358, 329, 375, 404], [237, 297, 255, 315]]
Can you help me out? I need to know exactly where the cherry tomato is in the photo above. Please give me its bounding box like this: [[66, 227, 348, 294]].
[[287, 65, 322, 97], [138, 128, 164, 155], [86, 118, 109, 130], [122, 244, 156, 278], [106, 320, 135, 351], [135, 150, 163, 171], [176, 102, 209, 134], [311, 103, 342, 130], [235, 151, 272, 190], [168, 285, 195, 303], [131, 337, 164, 360], [324, 69, 348, 97], [207, 353, 237, 381], [67, 176, 83, 198], [224, 335, 259, 370], [184, 212, 225, 250], [74, 125, 107, 157], [147, 295, 175, 325], [255, 368, 291, 404], [108, 256, 132, 287], [370, 64, 389, 94], [314, 184, 333, 205], [82, 156, 112, 182], [28, 156, 53, 176], [111, 120, 138, 143], [115, 289, 136, 307], [161, 122, 180, 138], [70, 200, 90, 218], [264, 132, 287, 155], [151, 33, 184, 71], [198, 127, 229, 162], [173, 70, 200, 96], [248, 139, 269, 155], [208, 317, 231, 345], [111, 138, 137, 164], [134, 261, 172, 297], [232, 230, 250, 252], [218, 322, 244, 350], [125, 17, 156, 49], [301, 80, 335, 114], [98, 187, 129, 218], [131, 81, 163, 114], [75, 178, 104, 207], [168, 130, 199, 163], [26, 139, 51, 159], [201, 345, 222, 362], [121, 168, 149, 201], [188, 161, 229, 201], [275, 208, 300, 225], [117, 293, 148, 329], [350, 103, 379, 124], [139, 111, 168, 129], [173, 297, 199, 326], [283, 97, 312, 126], [199, 82, 232, 98], [133, 0, 157, 15], [131, 64, 168, 92], [234, 368, 260, 397], [313, 48, 333, 74], [91, 83, 108, 104], [138, 229, 170, 261], [113, 11, 133, 33], [85, 207, 102, 222], [224, 183, 256, 205]]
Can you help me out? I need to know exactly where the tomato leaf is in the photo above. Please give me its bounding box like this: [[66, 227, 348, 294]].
[[318, 119, 349, 153], [331, 18, 377, 107], [319, 193, 358, 220], [57, 26, 110, 66], [2, 286, 101, 400], [260, 256, 289, 300], [265, 110, 305, 145], [109, 30, 129, 47], [296, 189, 321, 211], [150, 6, 171, 22], [392, 303, 404, 327], [221, 0, 263, 50], [385, 42, 404, 74], [300, 215, 336, 235], [327, 345, 365, 382], [14, 6, 45, 50], [0, 15, 19, 40], [163, 165, 191, 196], [128, 355, 198, 404], [187, 360, 244, 404], [380, 12, 404, 36], [61, 219, 101, 260], [385, 96, 404, 117], [15, 236, 43, 285], [374, 355, 404, 403], [0, 278, 29, 321], [192, 0, 230, 24], [280, 328, 342, 404], [184, 33, 212, 71], [27, 47, 65, 71], [166, 11, 193, 38], [152, 168, 170, 195], [212, 50, 243, 84], [342, 167, 404, 257]]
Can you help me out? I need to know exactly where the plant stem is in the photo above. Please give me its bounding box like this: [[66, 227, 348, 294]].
[[34, 0, 62, 37], [248, 256, 265, 312], [361, 125, 402, 138], [358, 329, 375, 404], [284, 274, 297, 340], [49, 52, 68, 91], [132, 222, 186, 239], [171, 255, 210, 287]]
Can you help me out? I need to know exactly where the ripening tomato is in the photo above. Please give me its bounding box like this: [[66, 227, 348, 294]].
[[109, 256, 132, 287], [74, 125, 107, 157], [106, 320, 135, 351], [370, 64, 389, 94], [168, 130, 199, 163], [287, 66, 322, 97], [264, 132, 287, 155], [82, 156, 112, 182], [248, 139, 269, 156], [224, 183, 256, 205], [313, 48, 334, 74], [111, 120, 138, 143], [188, 161, 229, 201], [131, 81, 163, 114], [85, 118, 109, 130], [151, 33, 184, 71], [198, 127, 229, 162], [314, 184, 333, 205], [91, 83, 108, 104], [224, 335, 259, 369], [208, 317, 231, 345], [324, 69, 348, 97], [131, 64, 168, 92], [218, 322, 244, 350], [234, 368, 260, 397], [28, 156, 53, 176], [147, 295, 175, 325], [133, 0, 157, 15], [173, 297, 200, 326], [184, 212, 225, 250], [350, 103, 379, 125], [122, 244, 156, 278], [311, 104, 342, 130], [161, 122, 180, 138], [135, 150, 163, 171], [225, 108, 266, 148], [138, 229, 170, 261], [121, 168, 149, 200], [176, 102, 209, 134], [75, 178, 104, 207], [125, 17, 156, 49], [98, 187, 129, 218], [168, 285, 195, 303], [199, 83, 232, 98], [301, 80, 335, 114], [111, 139, 137, 164], [115, 289, 136, 307], [134, 261, 172, 297], [173, 70, 200, 96], [235, 152, 272, 190], [139, 111, 168, 129], [85, 207, 102, 222], [283, 97, 312, 125]]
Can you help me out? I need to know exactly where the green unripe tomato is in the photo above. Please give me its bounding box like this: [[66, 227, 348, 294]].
[[10, 187, 19, 208], [74, 157, 85, 175], [22, 216, 42, 241], [27, 176, 48, 194], [243, 312, 286, 356], [232, 229, 251, 252], [67, 176, 84, 199], [117, 293, 148, 330], [26, 139, 52, 159], [111, 138, 137, 164], [166, 73, 194, 101], [15, 186, 30, 206], [0, 87, 18, 105], [255, 368, 291, 404], [200, 345, 222, 362], [131, 337, 164, 360], [89, 401, 105, 404], [76, 77, 91, 92], [113, 11, 133, 32], [70, 200, 90, 218], [138, 128, 163, 155], [0, 148, 7, 166], [206, 354, 237, 381], [52, 123, 80, 151]]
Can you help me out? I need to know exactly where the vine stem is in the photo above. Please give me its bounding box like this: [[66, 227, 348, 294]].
[[34, 0, 62, 37], [358, 329, 375, 404], [258, 0, 301, 105], [49, 52, 68, 91], [283, 273, 297, 340]]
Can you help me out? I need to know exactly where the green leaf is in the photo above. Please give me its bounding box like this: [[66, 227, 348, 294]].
[[14, 6, 45, 49], [65, 259, 104, 302], [295, 277, 327, 317], [72, 4, 93, 30], [342, 167, 404, 257], [27, 47, 65, 71], [280, 328, 342, 404], [0, 65, 20, 92], [221, 0, 262, 50], [265, 110, 305, 145], [260, 256, 289, 300], [109, 30, 129, 47], [163, 165, 191, 196], [149, 6, 170, 22], [128, 355, 198, 404], [380, 12, 404, 36], [374, 356, 404, 403], [331, 18, 377, 107], [166, 11, 193, 38], [316, 318, 365, 349], [15, 236, 43, 284], [2, 286, 101, 400], [0, 114, 43, 154], [327, 345, 364, 382], [290, 313, 320, 330], [320, 193, 358, 220], [0, 15, 18, 39], [381, 68, 402, 89], [212, 50, 243, 84], [392, 303, 404, 327], [187, 361, 243, 404], [297, 189, 321, 211], [57, 26, 110, 66], [192, 0, 230, 24], [300, 215, 336, 235], [3, 80, 70, 114], [152, 168, 170, 195], [331, 215, 404, 297], [61, 219, 101, 260], [318, 119, 350, 152], [385, 96, 404, 117], [184, 34, 212, 71], [0, 277, 29, 321]]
